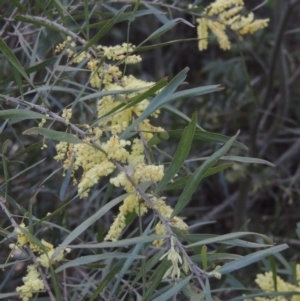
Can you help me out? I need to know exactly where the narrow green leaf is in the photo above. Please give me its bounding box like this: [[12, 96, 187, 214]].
[[131, 250, 165, 287], [230, 291, 300, 301], [0, 38, 31, 85], [142, 2, 170, 24], [201, 245, 208, 270], [86, 10, 160, 28], [55, 253, 144, 273], [23, 127, 89, 145], [121, 68, 189, 139], [204, 278, 212, 301], [142, 18, 193, 42], [0, 293, 20, 299], [0, 109, 53, 121], [89, 260, 125, 301], [151, 275, 192, 301], [25, 57, 57, 74], [137, 38, 199, 52], [163, 104, 205, 130], [155, 113, 197, 194], [0, 191, 27, 215], [269, 255, 278, 291], [217, 244, 289, 274], [59, 160, 73, 200], [219, 155, 275, 167], [0, 259, 29, 269], [185, 233, 272, 249], [83, 0, 89, 38], [190, 253, 242, 263], [1, 141, 10, 194], [11, 0, 26, 12], [164, 164, 233, 191], [51, 195, 125, 260], [9, 61, 23, 95], [68, 234, 167, 249], [49, 264, 62, 301], [110, 219, 154, 298], [168, 129, 248, 151], [131, 0, 140, 21], [186, 232, 273, 249], [296, 223, 300, 239], [186, 155, 274, 167], [142, 259, 172, 301], [9, 142, 43, 159], [79, 6, 130, 55], [52, 0, 66, 25], [79, 87, 154, 102], [165, 85, 222, 105], [171, 131, 240, 218]]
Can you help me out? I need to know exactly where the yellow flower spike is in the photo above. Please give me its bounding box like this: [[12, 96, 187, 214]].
[[206, 0, 244, 16], [196, 0, 269, 51], [207, 19, 231, 50], [245, 267, 300, 301], [218, 5, 243, 22], [239, 19, 270, 35], [16, 264, 45, 301], [197, 18, 209, 51]]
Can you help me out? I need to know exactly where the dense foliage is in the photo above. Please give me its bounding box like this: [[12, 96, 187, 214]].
[[0, 1, 300, 300]]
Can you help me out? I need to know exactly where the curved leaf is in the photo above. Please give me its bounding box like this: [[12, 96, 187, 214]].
[[164, 164, 233, 191], [171, 131, 240, 218], [155, 112, 197, 194], [0, 109, 53, 121], [23, 127, 90, 145], [151, 275, 192, 301], [168, 129, 248, 151], [55, 252, 144, 273], [217, 244, 289, 274], [51, 194, 126, 260]]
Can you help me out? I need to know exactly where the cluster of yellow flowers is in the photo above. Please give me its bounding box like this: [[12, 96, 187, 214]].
[[54, 38, 188, 247], [195, 0, 270, 50], [96, 43, 142, 64], [9, 223, 70, 301], [246, 265, 300, 301]]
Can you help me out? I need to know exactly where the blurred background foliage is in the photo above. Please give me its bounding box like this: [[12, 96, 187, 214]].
[[0, 0, 300, 300]]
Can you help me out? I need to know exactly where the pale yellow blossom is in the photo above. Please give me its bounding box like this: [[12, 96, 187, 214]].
[[196, 0, 269, 51], [207, 19, 231, 50], [62, 108, 72, 124], [246, 267, 300, 301], [153, 222, 167, 247], [197, 18, 209, 51], [78, 160, 115, 198], [16, 265, 45, 301]]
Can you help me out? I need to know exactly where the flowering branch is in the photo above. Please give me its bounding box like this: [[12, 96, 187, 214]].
[[0, 196, 56, 301], [2, 95, 211, 287]]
